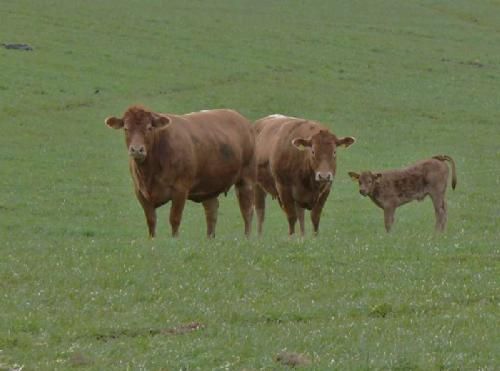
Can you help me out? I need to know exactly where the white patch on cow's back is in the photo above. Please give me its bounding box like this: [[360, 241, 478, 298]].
[[267, 113, 301, 120], [185, 109, 212, 115]]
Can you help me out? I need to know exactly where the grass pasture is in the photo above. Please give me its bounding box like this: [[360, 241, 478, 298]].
[[1, 0, 499, 369]]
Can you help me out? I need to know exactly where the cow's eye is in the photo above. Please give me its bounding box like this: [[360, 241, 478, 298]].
[[147, 126, 153, 131]]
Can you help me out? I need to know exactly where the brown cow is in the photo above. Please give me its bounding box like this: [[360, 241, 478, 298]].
[[254, 114, 356, 236], [348, 155, 457, 232], [105, 105, 256, 238]]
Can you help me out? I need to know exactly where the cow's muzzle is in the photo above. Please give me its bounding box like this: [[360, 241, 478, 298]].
[[315, 172, 334, 182], [129, 145, 147, 162], [359, 190, 368, 197]]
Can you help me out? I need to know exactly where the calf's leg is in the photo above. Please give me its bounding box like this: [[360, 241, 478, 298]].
[[430, 193, 447, 232], [202, 197, 219, 238], [383, 207, 395, 232]]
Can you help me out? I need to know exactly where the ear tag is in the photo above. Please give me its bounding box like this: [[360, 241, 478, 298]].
[[297, 144, 306, 151]]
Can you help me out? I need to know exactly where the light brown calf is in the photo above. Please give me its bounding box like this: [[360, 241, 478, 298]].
[[348, 155, 457, 232], [105, 105, 256, 238]]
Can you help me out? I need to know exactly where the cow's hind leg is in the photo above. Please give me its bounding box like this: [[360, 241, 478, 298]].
[[430, 193, 447, 232], [235, 178, 254, 237], [202, 197, 219, 238], [255, 185, 267, 236], [276, 184, 297, 236]]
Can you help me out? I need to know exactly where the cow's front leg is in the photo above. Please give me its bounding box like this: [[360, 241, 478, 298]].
[[235, 179, 254, 237], [383, 207, 395, 232], [311, 188, 330, 236], [136, 191, 157, 239], [295, 203, 305, 236], [202, 197, 219, 238], [169, 189, 188, 237], [276, 184, 297, 236]]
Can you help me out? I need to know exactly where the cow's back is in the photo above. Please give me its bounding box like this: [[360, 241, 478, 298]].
[[174, 109, 255, 200]]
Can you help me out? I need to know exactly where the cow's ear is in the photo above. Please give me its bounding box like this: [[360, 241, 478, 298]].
[[337, 136, 356, 148], [105, 116, 124, 129], [151, 113, 171, 128], [374, 173, 383, 180], [292, 137, 312, 151], [348, 171, 360, 181]]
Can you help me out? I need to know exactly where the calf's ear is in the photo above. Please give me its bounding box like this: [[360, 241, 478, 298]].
[[348, 171, 360, 181], [105, 117, 124, 129], [151, 113, 171, 128], [292, 137, 312, 151], [337, 136, 356, 148], [374, 173, 383, 180]]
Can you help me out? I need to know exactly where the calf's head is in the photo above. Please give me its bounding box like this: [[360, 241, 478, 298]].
[[105, 107, 171, 162], [292, 130, 355, 182], [348, 171, 382, 196]]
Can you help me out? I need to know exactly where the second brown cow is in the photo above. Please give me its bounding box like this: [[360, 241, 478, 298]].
[[254, 114, 356, 236], [348, 155, 457, 232], [105, 106, 256, 238]]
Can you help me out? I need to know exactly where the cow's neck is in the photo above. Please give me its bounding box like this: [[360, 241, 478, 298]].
[[297, 156, 315, 186], [130, 134, 169, 201], [131, 158, 155, 200]]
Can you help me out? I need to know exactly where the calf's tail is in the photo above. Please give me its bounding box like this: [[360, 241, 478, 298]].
[[432, 155, 457, 190]]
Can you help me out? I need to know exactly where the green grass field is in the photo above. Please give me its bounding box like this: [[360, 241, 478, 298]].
[[1, 0, 499, 369]]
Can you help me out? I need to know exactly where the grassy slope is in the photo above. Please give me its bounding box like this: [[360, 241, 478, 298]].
[[0, 0, 499, 369]]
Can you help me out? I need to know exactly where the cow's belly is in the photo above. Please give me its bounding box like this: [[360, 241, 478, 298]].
[[188, 171, 240, 202]]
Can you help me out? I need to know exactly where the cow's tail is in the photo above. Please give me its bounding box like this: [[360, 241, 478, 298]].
[[432, 155, 457, 190]]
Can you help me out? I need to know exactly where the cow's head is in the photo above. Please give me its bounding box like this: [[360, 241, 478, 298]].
[[292, 130, 355, 182], [348, 171, 382, 196], [105, 106, 171, 163]]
